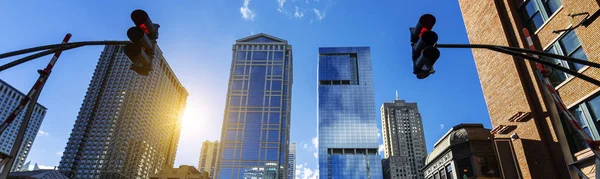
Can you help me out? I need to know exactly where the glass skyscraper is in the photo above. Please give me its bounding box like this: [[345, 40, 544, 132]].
[[216, 33, 293, 179], [318, 47, 382, 179], [0, 80, 47, 172]]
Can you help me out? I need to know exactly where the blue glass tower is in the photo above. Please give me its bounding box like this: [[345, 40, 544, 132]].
[[216, 33, 293, 179], [318, 47, 382, 179]]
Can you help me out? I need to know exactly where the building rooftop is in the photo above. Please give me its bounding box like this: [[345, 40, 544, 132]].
[[425, 123, 492, 166]]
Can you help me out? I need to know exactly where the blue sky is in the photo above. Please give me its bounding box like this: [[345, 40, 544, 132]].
[[0, 0, 490, 178]]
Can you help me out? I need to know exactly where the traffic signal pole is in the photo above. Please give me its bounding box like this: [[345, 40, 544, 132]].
[[0, 9, 161, 177], [0, 34, 71, 177], [0, 41, 131, 72], [433, 43, 600, 87]]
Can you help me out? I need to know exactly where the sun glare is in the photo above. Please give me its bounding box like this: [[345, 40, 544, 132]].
[[181, 102, 202, 129]]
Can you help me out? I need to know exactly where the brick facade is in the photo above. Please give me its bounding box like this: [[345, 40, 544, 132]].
[[458, 0, 600, 178]]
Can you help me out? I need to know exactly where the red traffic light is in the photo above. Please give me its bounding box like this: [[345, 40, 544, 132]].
[[131, 10, 150, 28], [411, 14, 436, 42], [131, 9, 158, 39], [417, 14, 436, 35]]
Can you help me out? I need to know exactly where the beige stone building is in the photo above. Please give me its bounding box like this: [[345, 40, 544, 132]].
[[149, 165, 210, 179], [198, 140, 219, 178]]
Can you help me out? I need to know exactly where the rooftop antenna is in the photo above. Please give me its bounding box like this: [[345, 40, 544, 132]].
[[396, 90, 399, 100]]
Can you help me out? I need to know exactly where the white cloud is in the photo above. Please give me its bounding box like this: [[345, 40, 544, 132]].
[[296, 163, 319, 179], [38, 130, 49, 136], [378, 144, 384, 155], [293, 6, 305, 19], [56, 151, 63, 156], [296, 163, 305, 170], [240, 0, 256, 21], [377, 129, 381, 138], [313, 9, 325, 21], [440, 124, 445, 130], [277, 0, 287, 12], [303, 143, 309, 149]]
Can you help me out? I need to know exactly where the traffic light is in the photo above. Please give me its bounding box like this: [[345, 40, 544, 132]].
[[410, 14, 439, 79], [125, 9, 160, 76]]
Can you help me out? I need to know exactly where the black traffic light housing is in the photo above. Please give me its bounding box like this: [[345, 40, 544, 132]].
[[125, 9, 160, 76], [410, 14, 439, 79]]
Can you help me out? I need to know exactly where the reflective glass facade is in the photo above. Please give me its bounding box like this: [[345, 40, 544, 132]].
[[216, 34, 293, 179], [318, 47, 382, 179], [0, 80, 47, 172]]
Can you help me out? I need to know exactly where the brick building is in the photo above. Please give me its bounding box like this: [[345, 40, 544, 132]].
[[458, 0, 600, 178]]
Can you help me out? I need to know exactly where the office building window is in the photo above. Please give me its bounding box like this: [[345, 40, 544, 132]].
[[519, 0, 562, 32], [446, 164, 454, 179], [563, 94, 600, 154], [544, 30, 588, 86]]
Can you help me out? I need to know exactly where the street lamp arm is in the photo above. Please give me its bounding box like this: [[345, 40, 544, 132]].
[[491, 46, 600, 87], [0, 44, 83, 72], [0, 41, 131, 60], [0, 41, 131, 72], [434, 43, 600, 87], [435, 43, 600, 68]]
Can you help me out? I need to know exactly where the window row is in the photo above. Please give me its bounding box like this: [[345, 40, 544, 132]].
[[236, 51, 285, 61]]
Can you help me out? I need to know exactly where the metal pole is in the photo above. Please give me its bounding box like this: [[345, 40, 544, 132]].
[[434, 43, 600, 87], [489, 47, 600, 87], [0, 83, 42, 177], [435, 43, 600, 68], [0, 41, 130, 72], [522, 28, 577, 179], [0, 34, 71, 135], [0, 34, 71, 177], [0, 44, 83, 72], [0, 41, 130, 60]]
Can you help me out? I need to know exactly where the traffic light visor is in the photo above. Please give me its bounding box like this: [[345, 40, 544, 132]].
[[416, 14, 436, 37], [131, 10, 150, 27]]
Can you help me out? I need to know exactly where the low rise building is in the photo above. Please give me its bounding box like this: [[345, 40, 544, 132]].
[[149, 165, 210, 179], [423, 124, 499, 179]]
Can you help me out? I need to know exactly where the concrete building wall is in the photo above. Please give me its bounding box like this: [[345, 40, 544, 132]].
[[198, 140, 219, 178], [381, 99, 427, 179]]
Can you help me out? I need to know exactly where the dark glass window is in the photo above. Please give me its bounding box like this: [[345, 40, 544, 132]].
[[272, 66, 283, 76], [231, 80, 243, 90], [446, 164, 454, 179], [520, 1, 544, 32], [544, 47, 568, 86], [589, 96, 600, 121], [270, 96, 281, 107], [273, 52, 284, 61], [544, 31, 588, 86], [234, 66, 245, 75], [252, 51, 268, 61], [559, 31, 587, 70], [565, 95, 600, 154], [519, 0, 562, 32], [271, 81, 282, 91], [543, 0, 562, 16], [236, 51, 247, 61]]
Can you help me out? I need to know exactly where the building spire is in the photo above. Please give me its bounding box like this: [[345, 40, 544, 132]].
[[395, 90, 399, 100]]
